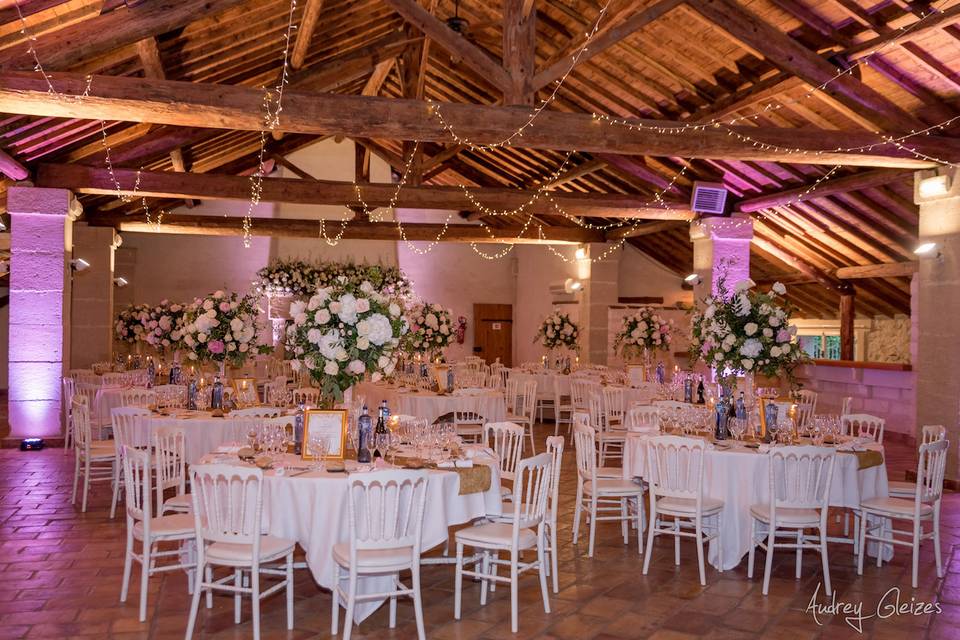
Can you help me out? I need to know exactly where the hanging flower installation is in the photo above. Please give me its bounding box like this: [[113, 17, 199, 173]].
[[689, 276, 806, 388], [180, 291, 260, 367], [613, 307, 673, 359], [404, 301, 455, 358], [254, 259, 317, 296], [285, 278, 408, 401], [254, 258, 415, 301], [534, 311, 580, 351]]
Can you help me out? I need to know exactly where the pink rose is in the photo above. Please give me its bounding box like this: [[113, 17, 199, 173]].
[[207, 340, 225, 354], [219, 302, 231, 312], [776, 329, 791, 343]]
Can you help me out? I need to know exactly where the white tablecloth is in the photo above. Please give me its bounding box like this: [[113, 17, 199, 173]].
[[623, 434, 889, 570], [228, 453, 502, 622], [130, 412, 254, 463], [94, 386, 127, 427], [355, 383, 506, 424]]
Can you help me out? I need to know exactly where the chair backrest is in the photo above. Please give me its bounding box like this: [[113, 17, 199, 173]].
[[840, 396, 853, 416], [586, 392, 605, 431], [645, 435, 707, 504], [154, 426, 187, 504], [485, 421, 525, 481], [190, 464, 265, 550], [72, 398, 94, 453], [111, 406, 150, 450], [544, 436, 564, 522], [231, 406, 283, 418], [842, 413, 885, 444], [292, 387, 320, 406], [121, 387, 156, 408], [921, 424, 947, 445], [509, 453, 553, 537], [569, 378, 595, 410], [101, 372, 128, 387], [602, 386, 626, 425], [794, 390, 817, 427], [507, 379, 537, 420], [768, 446, 835, 515], [121, 445, 152, 526], [453, 394, 486, 425], [62, 376, 76, 409], [345, 471, 428, 564], [915, 439, 950, 505], [572, 420, 598, 483], [626, 405, 660, 431]]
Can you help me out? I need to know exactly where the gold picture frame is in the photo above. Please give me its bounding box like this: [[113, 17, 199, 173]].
[[301, 409, 349, 461]]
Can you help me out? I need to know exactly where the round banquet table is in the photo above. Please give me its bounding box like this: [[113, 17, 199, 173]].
[[354, 382, 506, 424], [622, 434, 890, 571], [202, 450, 502, 623], [128, 411, 271, 463], [94, 386, 128, 427]]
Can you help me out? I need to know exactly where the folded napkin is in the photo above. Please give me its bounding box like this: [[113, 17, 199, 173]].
[[438, 459, 474, 469]]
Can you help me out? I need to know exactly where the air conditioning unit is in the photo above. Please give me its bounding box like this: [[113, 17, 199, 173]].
[[691, 181, 729, 216]]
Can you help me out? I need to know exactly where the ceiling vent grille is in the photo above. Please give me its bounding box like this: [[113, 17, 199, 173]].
[[691, 182, 729, 215]]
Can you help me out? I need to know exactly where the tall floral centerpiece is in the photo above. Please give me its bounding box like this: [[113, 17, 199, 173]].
[[534, 311, 579, 360], [180, 291, 260, 372], [141, 300, 187, 356], [689, 277, 806, 391], [115, 303, 153, 347], [285, 279, 408, 402], [613, 308, 673, 361], [403, 301, 455, 360], [255, 259, 317, 297]]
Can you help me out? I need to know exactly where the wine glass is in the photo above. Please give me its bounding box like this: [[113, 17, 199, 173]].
[[309, 435, 328, 471], [728, 417, 746, 441], [365, 429, 378, 465]]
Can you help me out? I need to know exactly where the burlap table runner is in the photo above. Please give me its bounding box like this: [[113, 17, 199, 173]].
[[394, 456, 492, 495], [840, 449, 884, 470]]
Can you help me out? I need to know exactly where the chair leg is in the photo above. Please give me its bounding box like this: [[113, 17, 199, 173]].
[[537, 531, 551, 614], [636, 496, 644, 555], [234, 568, 242, 624], [820, 527, 832, 597], [185, 560, 204, 640], [110, 459, 121, 519], [747, 518, 757, 579], [138, 540, 150, 622], [286, 553, 294, 630], [72, 454, 80, 504], [621, 498, 629, 544], [642, 498, 656, 576], [330, 565, 340, 635], [479, 551, 489, 605], [587, 497, 597, 558], [550, 522, 560, 593], [389, 578, 397, 628], [715, 513, 723, 572], [572, 485, 583, 544], [796, 529, 803, 580], [911, 518, 921, 589], [82, 458, 91, 513], [674, 519, 681, 566], [251, 565, 261, 640], [411, 562, 426, 640], [877, 518, 886, 568], [934, 506, 944, 578], [762, 526, 775, 596], [454, 543, 464, 620], [695, 519, 706, 587], [856, 512, 867, 576], [205, 566, 213, 609], [510, 550, 519, 634], [120, 526, 133, 603]]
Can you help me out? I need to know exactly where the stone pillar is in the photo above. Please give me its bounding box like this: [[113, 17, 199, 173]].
[[7, 187, 81, 443], [914, 168, 960, 479], [689, 215, 754, 302], [581, 243, 620, 365], [71, 224, 121, 369]]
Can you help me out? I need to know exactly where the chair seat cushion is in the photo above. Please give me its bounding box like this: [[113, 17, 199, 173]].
[[887, 480, 917, 498], [163, 493, 193, 512], [585, 478, 644, 496], [861, 496, 933, 518], [596, 466, 622, 479], [656, 495, 724, 515], [133, 513, 195, 541], [749, 503, 821, 526], [455, 522, 537, 549], [206, 535, 296, 565], [332, 544, 415, 571], [87, 441, 116, 458]]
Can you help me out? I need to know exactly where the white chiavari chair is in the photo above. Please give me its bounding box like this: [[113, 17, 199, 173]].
[[155, 426, 191, 515], [858, 438, 949, 588], [842, 413, 885, 444], [453, 394, 486, 444], [110, 406, 151, 519], [505, 378, 537, 454], [889, 426, 947, 499], [292, 386, 320, 406], [572, 422, 644, 558], [485, 422, 524, 502], [331, 471, 429, 640], [119, 446, 196, 622], [71, 398, 116, 513], [747, 446, 836, 596], [642, 435, 724, 586], [186, 465, 297, 640], [454, 453, 553, 634], [552, 376, 574, 438], [121, 387, 156, 408], [626, 405, 660, 431]]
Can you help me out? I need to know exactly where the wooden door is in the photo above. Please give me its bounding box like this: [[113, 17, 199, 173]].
[[474, 303, 513, 367]]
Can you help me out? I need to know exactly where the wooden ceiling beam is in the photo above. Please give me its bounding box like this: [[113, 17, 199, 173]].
[[39, 163, 693, 219], [846, 2, 960, 59], [503, 0, 537, 105], [751, 233, 854, 295], [736, 168, 908, 212], [87, 213, 604, 244], [687, 0, 925, 133], [0, 149, 29, 181], [381, 0, 511, 91], [3, 72, 951, 167], [291, 0, 325, 70], [605, 220, 688, 240], [836, 261, 918, 279], [0, 0, 250, 71]]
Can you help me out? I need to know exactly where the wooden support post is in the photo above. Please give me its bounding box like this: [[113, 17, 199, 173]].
[[840, 292, 855, 361], [503, 0, 536, 105]]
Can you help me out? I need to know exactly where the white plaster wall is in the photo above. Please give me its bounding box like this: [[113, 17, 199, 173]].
[[513, 245, 581, 365], [619, 244, 693, 307]]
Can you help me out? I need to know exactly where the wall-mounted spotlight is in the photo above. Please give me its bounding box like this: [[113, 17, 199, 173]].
[[574, 245, 587, 261], [919, 174, 951, 199], [113, 276, 129, 288], [0, 218, 6, 232], [914, 242, 942, 262], [684, 273, 702, 285], [564, 278, 583, 293], [70, 257, 90, 272]]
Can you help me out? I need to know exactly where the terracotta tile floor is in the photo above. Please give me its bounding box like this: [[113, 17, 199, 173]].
[[1, 423, 958, 639]]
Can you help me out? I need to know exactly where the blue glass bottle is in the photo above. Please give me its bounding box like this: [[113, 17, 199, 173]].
[[357, 404, 372, 463], [655, 361, 665, 384], [211, 375, 224, 410]]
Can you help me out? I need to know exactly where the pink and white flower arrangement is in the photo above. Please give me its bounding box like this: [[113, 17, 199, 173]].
[[285, 278, 408, 401], [689, 274, 806, 388], [114, 303, 153, 344], [403, 301, 454, 357], [142, 300, 186, 352], [180, 290, 260, 366], [613, 307, 673, 357], [535, 311, 579, 351]]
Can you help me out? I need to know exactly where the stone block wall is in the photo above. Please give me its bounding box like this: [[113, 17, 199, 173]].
[[865, 315, 911, 363]]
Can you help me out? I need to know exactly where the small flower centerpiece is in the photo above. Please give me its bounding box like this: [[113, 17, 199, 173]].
[[613, 307, 673, 362], [535, 311, 579, 352], [285, 279, 408, 402], [180, 291, 260, 370], [689, 277, 806, 390], [142, 300, 186, 354], [115, 303, 152, 346], [404, 301, 455, 360]]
